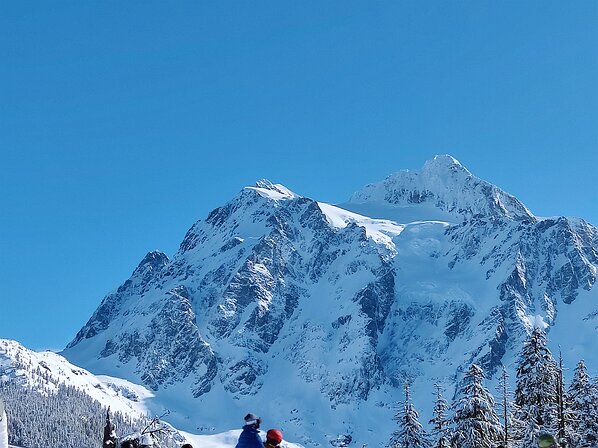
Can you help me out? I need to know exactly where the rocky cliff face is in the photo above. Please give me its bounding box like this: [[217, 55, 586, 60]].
[[61, 156, 598, 447]]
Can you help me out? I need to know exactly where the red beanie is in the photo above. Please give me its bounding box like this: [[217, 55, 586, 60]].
[[266, 429, 283, 444]]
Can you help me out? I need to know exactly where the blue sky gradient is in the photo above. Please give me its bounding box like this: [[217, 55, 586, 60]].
[[1, 1, 597, 350]]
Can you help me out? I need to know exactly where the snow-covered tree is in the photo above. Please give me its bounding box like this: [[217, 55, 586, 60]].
[[513, 327, 558, 445], [496, 367, 516, 447], [450, 364, 502, 448], [429, 383, 450, 448], [555, 351, 575, 446], [388, 383, 429, 448], [103, 408, 117, 448], [0, 397, 8, 448], [568, 360, 598, 447]]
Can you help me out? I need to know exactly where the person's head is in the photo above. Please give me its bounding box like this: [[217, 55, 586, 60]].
[[539, 433, 558, 448], [266, 429, 283, 446], [244, 413, 262, 429], [181, 444, 193, 448]]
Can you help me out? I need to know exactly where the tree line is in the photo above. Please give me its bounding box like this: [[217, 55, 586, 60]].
[[389, 327, 598, 448]]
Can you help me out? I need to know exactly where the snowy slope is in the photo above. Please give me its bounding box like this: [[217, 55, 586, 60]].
[[58, 159, 598, 447]]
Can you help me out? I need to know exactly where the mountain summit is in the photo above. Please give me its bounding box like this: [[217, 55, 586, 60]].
[[349, 154, 534, 221], [62, 156, 598, 447]]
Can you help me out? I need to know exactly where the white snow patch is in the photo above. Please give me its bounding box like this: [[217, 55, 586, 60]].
[[317, 202, 405, 248], [524, 314, 549, 330], [245, 184, 297, 201]]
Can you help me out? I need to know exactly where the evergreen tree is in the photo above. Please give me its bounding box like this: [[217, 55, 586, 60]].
[[103, 407, 117, 448], [556, 351, 565, 442], [451, 364, 502, 448], [568, 360, 598, 447], [429, 383, 450, 448], [555, 351, 575, 446], [497, 367, 515, 447], [0, 397, 8, 448], [388, 383, 430, 448], [513, 327, 558, 445]]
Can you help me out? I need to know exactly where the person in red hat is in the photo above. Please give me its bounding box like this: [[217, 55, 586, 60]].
[[264, 429, 283, 448]]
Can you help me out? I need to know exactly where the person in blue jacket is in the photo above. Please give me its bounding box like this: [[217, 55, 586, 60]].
[[235, 413, 263, 448]]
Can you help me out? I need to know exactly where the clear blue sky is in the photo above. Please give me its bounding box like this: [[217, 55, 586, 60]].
[[1, 1, 597, 351]]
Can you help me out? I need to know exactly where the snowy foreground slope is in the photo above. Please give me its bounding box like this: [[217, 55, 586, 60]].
[[51, 155, 598, 447]]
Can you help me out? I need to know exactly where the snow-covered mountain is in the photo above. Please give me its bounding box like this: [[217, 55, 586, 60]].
[[60, 155, 598, 447]]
